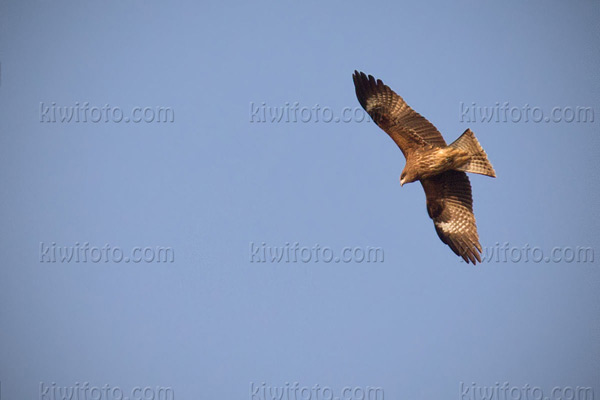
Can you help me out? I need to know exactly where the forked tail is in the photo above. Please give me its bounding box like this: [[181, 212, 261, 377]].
[[450, 129, 496, 177]]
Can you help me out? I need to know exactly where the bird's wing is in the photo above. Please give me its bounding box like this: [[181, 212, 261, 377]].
[[352, 70, 447, 157], [420, 170, 482, 264]]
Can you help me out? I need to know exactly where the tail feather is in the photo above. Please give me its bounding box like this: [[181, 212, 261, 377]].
[[450, 129, 496, 178]]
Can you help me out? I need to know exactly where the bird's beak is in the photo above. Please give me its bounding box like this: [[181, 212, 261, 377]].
[[400, 178, 405, 187]]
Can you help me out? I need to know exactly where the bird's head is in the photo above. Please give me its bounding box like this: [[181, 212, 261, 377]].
[[400, 170, 417, 186]]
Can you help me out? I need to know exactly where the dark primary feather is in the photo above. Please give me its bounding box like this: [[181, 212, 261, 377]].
[[352, 70, 447, 157]]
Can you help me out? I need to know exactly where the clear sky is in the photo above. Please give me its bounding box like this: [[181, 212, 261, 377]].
[[1, 0, 599, 399]]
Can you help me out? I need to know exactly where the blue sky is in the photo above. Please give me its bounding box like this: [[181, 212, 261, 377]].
[[0, 0, 599, 399]]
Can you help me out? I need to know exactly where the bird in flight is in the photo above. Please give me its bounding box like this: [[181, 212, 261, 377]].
[[352, 71, 496, 264]]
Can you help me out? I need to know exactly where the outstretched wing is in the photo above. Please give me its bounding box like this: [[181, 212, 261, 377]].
[[352, 70, 447, 157], [420, 170, 482, 264]]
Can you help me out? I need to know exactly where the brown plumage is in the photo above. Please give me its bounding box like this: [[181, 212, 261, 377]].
[[352, 71, 496, 264]]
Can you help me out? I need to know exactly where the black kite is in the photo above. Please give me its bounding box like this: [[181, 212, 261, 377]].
[[352, 71, 496, 264]]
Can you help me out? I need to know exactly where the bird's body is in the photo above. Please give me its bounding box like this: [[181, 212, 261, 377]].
[[352, 71, 496, 264], [402, 145, 470, 183]]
